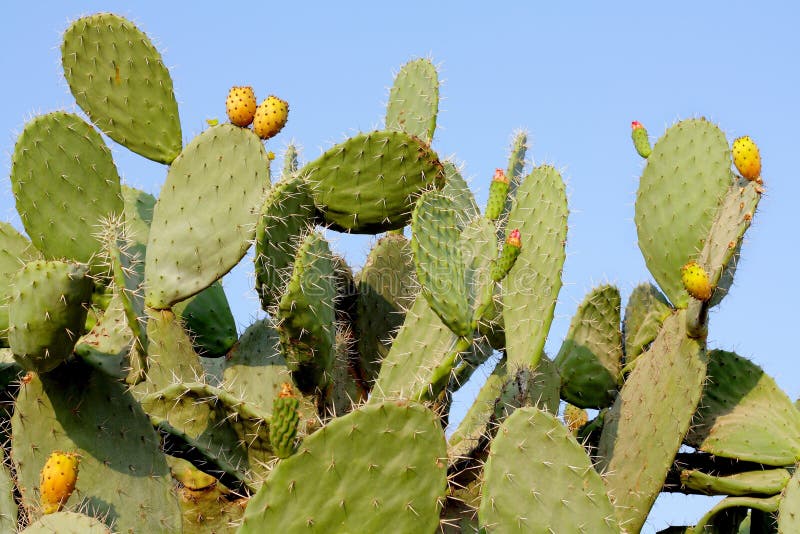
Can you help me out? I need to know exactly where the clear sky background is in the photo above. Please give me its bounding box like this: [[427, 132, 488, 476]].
[[2, 2, 798, 531]]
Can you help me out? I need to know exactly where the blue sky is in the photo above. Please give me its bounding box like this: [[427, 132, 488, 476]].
[[2, 2, 798, 531]]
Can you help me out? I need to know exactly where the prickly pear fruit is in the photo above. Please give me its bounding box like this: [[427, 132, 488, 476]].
[[253, 95, 289, 140], [681, 261, 713, 302], [226, 86, 257, 127], [732, 136, 762, 182], [631, 120, 652, 158], [564, 403, 588, 435], [485, 168, 510, 221], [491, 228, 522, 281], [40, 451, 80, 514], [269, 382, 300, 459]]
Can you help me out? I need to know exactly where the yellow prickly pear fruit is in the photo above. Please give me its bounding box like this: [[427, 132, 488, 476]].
[[681, 261, 713, 302], [564, 404, 588, 435], [253, 95, 289, 140], [732, 136, 762, 182], [40, 451, 80, 514], [226, 86, 257, 127]]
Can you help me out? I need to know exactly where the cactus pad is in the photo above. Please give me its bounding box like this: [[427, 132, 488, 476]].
[[61, 13, 182, 163], [239, 402, 447, 533], [145, 124, 270, 309], [622, 282, 672, 363], [22, 511, 111, 533], [385, 58, 439, 143], [303, 130, 445, 233], [0, 223, 40, 344], [479, 407, 619, 533], [173, 281, 237, 357]]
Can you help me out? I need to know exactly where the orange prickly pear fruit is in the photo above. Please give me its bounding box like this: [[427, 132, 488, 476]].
[[732, 136, 762, 182], [631, 121, 652, 158], [253, 95, 289, 140], [226, 86, 257, 127], [681, 261, 713, 302], [40, 450, 80, 514]]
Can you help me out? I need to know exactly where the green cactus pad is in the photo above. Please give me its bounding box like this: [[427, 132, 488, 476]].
[[779, 467, 800, 532], [555, 285, 623, 409], [61, 14, 182, 164], [411, 190, 473, 337], [303, 130, 445, 233], [12, 362, 181, 532], [0, 223, 40, 344], [441, 162, 480, 221], [693, 495, 780, 534], [635, 118, 733, 308], [355, 233, 417, 383], [270, 386, 300, 459], [598, 311, 707, 533], [239, 402, 447, 533], [479, 407, 619, 533], [0, 447, 16, 533], [173, 281, 237, 357], [448, 355, 560, 464], [622, 282, 672, 363], [276, 231, 337, 394], [385, 58, 439, 143], [74, 292, 134, 379], [503, 165, 568, 368], [139, 309, 205, 392], [9, 260, 93, 373], [497, 132, 528, 239], [680, 468, 790, 496], [254, 174, 317, 311], [461, 217, 499, 318], [685, 350, 800, 465], [144, 124, 270, 309], [22, 511, 112, 533], [10, 112, 123, 264], [699, 179, 762, 307]]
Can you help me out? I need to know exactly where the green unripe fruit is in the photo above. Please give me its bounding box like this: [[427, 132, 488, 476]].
[[485, 168, 510, 221], [631, 121, 652, 158], [491, 228, 522, 281], [270, 382, 300, 459]]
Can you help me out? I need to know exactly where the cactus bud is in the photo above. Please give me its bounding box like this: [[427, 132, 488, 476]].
[[226, 86, 257, 127], [631, 121, 652, 158], [253, 95, 289, 140], [40, 451, 80, 514], [485, 168, 510, 221], [681, 261, 713, 302], [270, 382, 301, 459], [491, 228, 522, 281], [732, 136, 762, 182]]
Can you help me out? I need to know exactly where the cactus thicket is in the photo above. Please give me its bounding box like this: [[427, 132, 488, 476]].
[[0, 12, 794, 533]]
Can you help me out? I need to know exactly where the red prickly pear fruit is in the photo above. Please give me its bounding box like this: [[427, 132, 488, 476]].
[[253, 96, 289, 140], [40, 450, 80, 514], [492, 228, 522, 281], [631, 120, 652, 159], [681, 261, 713, 302], [732, 136, 762, 182], [226, 86, 257, 127], [270, 382, 301, 459], [485, 168, 511, 221]]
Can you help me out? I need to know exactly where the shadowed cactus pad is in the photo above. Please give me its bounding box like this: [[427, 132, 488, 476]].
[[240, 401, 447, 533]]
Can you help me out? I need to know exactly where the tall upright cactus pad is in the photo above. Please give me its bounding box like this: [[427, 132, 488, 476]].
[[145, 124, 270, 309], [10, 112, 123, 264], [622, 282, 672, 363], [0, 448, 16, 532], [254, 174, 317, 311], [685, 350, 800, 465], [173, 281, 237, 357], [302, 131, 446, 233], [9, 261, 93, 373], [12, 362, 181, 532], [355, 233, 417, 382], [503, 165, 568, 368], [598, 311, 707, 533], [498, 132, 528, 239], [0, 223, 40, 344], [239, 402, 447, 533], [555, 285, 623, 409], [779, 468, 800, 532], [412, 190, 472, 337], [441, 162, 480, 221], [479, 407, 619, 533], [61, 14, 182, 164], [385, 58, 439, 143], [276, 231, 337, 394], [635, 119, 733, 308], [138, 309, 204, 393]]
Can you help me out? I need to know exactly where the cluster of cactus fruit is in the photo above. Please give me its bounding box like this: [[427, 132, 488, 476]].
[[0, 11, 798, 533]]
